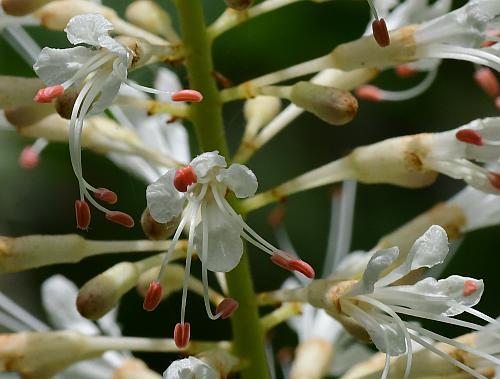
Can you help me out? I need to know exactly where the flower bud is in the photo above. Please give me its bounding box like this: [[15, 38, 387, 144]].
[[243, 95, 281, 137], [125, 1, 178, 42], [289, 81, 358, 125], [4, 104, 54, 127], [141, 208, 181, 241], [54, 88, 79, 120], [290, 339, 333, 379], [1, 0, 52, 16], [112, 358, 162, 379], [224, 0, 254, 11], [0, 76, 45, 108]]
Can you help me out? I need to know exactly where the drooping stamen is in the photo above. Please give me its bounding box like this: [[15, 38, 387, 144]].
[[270, 250, 315, 279], [487, 172, 500, 191], [463, 280, 478, 296], [33, 85, 64, 103], [173, 322, 190, 349], [395, 65, 418, 78], [215, 298, 239, 319], [173, 166, 197, 192], [93, 188, 118, 204], [171, 89, 203, 102], [356, 85, 383, 102], [372, 18, 390, 48], [473, 67, 499, 97], [143, 280, 163, 311], [75, 200, 91, 230], [105, 211, 135, 228], [455, 129, 484, 146]]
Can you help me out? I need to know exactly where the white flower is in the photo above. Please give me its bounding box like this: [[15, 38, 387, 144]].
[[162, 357, 218, 379], [424, 117, 500, 194]]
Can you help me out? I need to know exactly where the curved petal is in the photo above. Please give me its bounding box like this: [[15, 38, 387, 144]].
[[146, 170, 185, 223], [89, 73, 123, 115], [331, 250, 372, 280], [190, 151, 226, 179], [217, 164, 258, 198], [194, 201, 243, 272], [163, 357, 218, 379], [65, 13, 114, 47], [33, 46, 95, 86]]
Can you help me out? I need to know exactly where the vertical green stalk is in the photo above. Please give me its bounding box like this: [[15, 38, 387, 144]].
[[174, 1, 270, 378]]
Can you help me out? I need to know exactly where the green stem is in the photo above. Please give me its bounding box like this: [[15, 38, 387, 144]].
[[174, 2, 270, 378]]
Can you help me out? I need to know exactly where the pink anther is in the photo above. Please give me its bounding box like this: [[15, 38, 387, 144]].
[[455, 129, 483, 146], [372, 18, 390, 48], [93, 188, 118, 204], [271, 250, 316, 279], [143, 280, 163, 311], [463, 280, 477, 297], [105, 211, 135, 228], [33, 85, 64, 103], [487, 171, 500, 191], [473, 68, 499, 97], [216, 298, 239, 319], [75, 200, 91, 230], [173, 322, 191, 349], [356, 85, 383, 102], [173, 166, 197, 192], [395, 65, 418, 78], [19, 146, 39, 169], [171, 89, 203, 103]]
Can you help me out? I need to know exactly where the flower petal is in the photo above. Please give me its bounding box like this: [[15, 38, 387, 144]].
[[163, 356, 218, 379], [194, 201, 243, 272], [146, 170, 184, 223], [89, 73, 123, 115], [217, 164, 258, 198], [33, 46, 95, 86], [190, 151, 226, 179], [65, 13, 114, 47]]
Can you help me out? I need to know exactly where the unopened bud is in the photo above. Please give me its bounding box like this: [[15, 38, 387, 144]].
[[243, 95, 281, 137], [197, 349, 239, 379], [141, 208, 181, 241], [0, 76, 45, 108], [290, 339, 334, 379], [224, 0, 254, 11], [4, 104, 54, 127], [173, 322, 191, 349], [289, 81, 358, 125], [1, 0, 52, 16], [125, 1, 178, 43], [112, 358, 163, 379]]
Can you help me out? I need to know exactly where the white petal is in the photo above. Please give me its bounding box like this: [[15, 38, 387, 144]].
[[41, 275, 100, 335], [154, 68, 182, 102], [190, 151, 226, 179], [163, 357, 218, 379], [194, 201, 243, 272], [376, 225, 449, 287], [146, 170, 185, 223], [217, 164, 258, 198], [331, 250, 372, 280], [65, 13, 113, 47], [89, 74, 123, 115], [347, 247, 399, 296], [98, 36, 129, 57], [33, 46, 95, 86]]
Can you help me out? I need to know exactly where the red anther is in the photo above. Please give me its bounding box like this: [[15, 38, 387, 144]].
[[171, 89, 203, 103], [173, 322, 191, 349], [455, 129, 483, 146], [480, 40, 497, 48], [105, 211, 135, 228], [487, 171, 500, 191], [271, 251, 316, 279], [173, 166, 197, 192], [268, 207, 286, 228], [495, 97, 500, 110], [474, 68, 499, 97], [463, 280, 478, 297], [372, 18, 390, 48], [93, 188, 118, 204], [215, 298, 239, 319], [356, 85, 383, 102], [395, 65, 418, 78], [143, 280, 163, 311], [19, 146, 39, 169], [33, 85, 64, 103], [75, 200, 91, 230]]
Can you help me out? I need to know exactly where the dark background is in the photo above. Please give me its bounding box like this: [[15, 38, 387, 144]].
[[0, 0, 499, 377]]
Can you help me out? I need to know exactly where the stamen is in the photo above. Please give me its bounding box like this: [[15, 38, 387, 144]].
[[356, 85, 383, 102], [33, 85, 64, 103], [395, 65, 418, 78], [215, 298, 239, 319], [19, 146, 39, 169], [171, 90, 203, 102], [372, 18, 390, 48], [173, 166, 197, 192], [105, 211, 135, 228], [93, 188, 118, 204], [487, 172, 500, 191], [270, 250, 315, 279], [75, 200, 91, 230], [463, 280, 478, 296], [143, 280, 163, 311], [495, 97, 500, 110], [455, 129, 484, 146], [473, 67, 499, 97], [173, 322, 191, 349], [267, 206, 286, 229]]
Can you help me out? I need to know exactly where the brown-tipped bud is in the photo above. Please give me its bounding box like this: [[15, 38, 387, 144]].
[[34, 0, 117, 30], [125, 1, 176, 41], [0, 76, 45, 108], [54, 88, 79, 120], [224, 0, 254, 11], [1, 0, 52, 16], [112, 358, 163, 379], [4, 104, 54, 128], [141, 208, 181, 241], [289, 81, 358, 125]]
